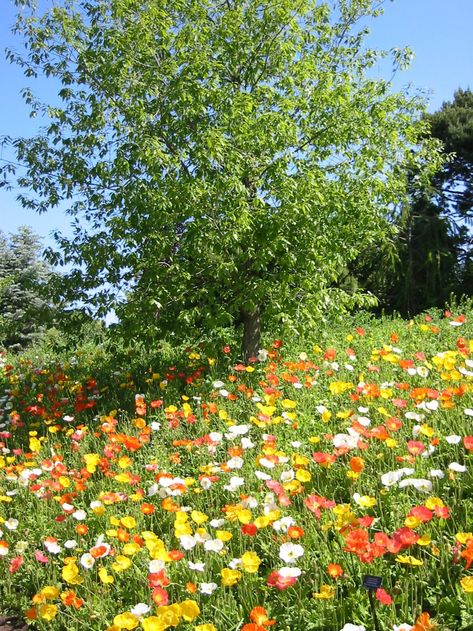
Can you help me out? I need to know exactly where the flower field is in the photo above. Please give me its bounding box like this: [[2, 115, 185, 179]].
[[1, 311, 473, 631]]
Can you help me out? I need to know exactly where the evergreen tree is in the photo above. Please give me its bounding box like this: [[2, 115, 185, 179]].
[[0, 226, 58, 350], [428, 88, 473, 222], [352, 89, 473, 315]]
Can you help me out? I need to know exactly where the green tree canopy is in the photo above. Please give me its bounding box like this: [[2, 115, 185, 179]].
[[3, 0, 441, 356]]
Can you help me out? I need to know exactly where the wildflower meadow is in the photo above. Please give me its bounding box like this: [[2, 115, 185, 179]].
[[1, 310, 473, 631]]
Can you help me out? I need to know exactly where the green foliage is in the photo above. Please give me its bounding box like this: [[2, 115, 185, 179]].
[[351, 89, 473, 317], [427, 88, 473, 222], [3, 0, 441, 353], [0, 226, 60, 351], [353, 191, 468, 316]]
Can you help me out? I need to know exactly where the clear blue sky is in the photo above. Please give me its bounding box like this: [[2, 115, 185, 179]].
[[0, 0, 472, 249]]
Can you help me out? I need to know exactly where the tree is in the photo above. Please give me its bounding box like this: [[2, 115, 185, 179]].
[[0, 226, 59, 350], [351, 89, 473, 316], [368, 193, 465, 316], [427, 89, 473, 300], [3, 0, 440, 357], [427, 88, 473, 222]]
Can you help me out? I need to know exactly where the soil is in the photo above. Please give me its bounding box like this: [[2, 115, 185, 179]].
[[0, 617, 29, 631]]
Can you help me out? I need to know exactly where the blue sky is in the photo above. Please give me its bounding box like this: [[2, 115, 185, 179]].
[[0, 0, 472, 248]]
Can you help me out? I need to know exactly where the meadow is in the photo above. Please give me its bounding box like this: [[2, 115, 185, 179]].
[[1, 309, 473, 631]]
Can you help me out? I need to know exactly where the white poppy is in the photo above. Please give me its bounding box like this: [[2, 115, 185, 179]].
[[80, 553, 95, 569], [43, 540, 61, 554], [279, 542, 304, 564], [179, 535, 197, 550], [398, 478, 433, 493], [229, 557, 242, 569], [204, 538, 224, 553], [405, 412, 424, 422], [187, 561, 205, 572], [199, 582, 218, 595], [223, 476, 245, 492], [333, 433, 359, 450], [226, 456, 244, 469], [446, 435, 462, 445], [200, 477, 212, 490], [257, 349, 269, 362], [380, 468, 414, 487], [273, 516, 295, 533], [64, 540, 78, 549], [421, 445, 436, 458], [254, 470, 271, 481], [149, 560, 166, 572], [241, 496, 258, 509], [226, 424, 249, 437], [130, 604, 150, 618], [280, 470, 295, 483], [449, 462, 467, 473]]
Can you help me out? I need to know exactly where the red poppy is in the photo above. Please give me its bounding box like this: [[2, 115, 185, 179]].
[[9, 556, 23, 574], [242, 523, 258, 536], [408, 506, 433, 522], [151, 586, 169, 606], [344, 529, 369, 553], [266, 570, 297, 590], [312, 452, 336, 466], [390, 527, 419, 552], [464, 436, 473, 451], [407, 440, 426, 456], [148, 569, 170, 588], [376, 588, 393, 605]]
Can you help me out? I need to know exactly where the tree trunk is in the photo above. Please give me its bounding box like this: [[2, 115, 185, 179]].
[[241, 308, 261, 362]]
